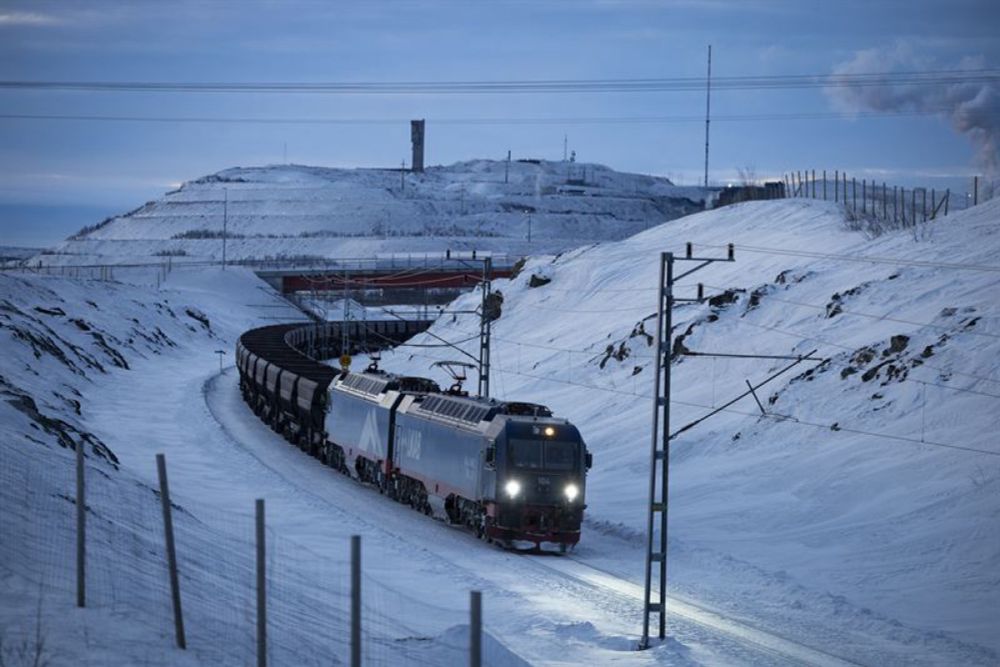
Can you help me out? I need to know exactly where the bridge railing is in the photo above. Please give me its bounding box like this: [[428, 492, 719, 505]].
[[4, 252, 519, 274]]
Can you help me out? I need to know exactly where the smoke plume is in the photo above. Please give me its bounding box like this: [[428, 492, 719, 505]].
[[826, 44, 1000, 177]]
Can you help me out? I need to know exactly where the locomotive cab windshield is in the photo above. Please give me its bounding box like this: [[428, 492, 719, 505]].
[[497, 421, 587, 506]]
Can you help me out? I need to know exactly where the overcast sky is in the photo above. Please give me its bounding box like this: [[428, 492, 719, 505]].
[[2, 0, 998, 247]]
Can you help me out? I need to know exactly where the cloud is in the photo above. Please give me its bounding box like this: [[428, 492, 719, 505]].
[[826, 42, 1000, 177], [0, 11, 60, 26]]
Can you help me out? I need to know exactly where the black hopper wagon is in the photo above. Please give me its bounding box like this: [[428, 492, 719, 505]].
[[236, 321, 592, 551]]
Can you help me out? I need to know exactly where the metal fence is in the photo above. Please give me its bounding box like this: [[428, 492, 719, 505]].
[[784, 170, 996, 226], [0, 442, 517, 666]]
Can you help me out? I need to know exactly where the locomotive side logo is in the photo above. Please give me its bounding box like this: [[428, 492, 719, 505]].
[[359, 408, 381, 455], [397, 425, 422, 461]]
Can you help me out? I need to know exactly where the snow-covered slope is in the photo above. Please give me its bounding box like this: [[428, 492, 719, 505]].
[[38, 160, 708, 266], [369, 197, 1000, 662], [3, 197, 998, 666]]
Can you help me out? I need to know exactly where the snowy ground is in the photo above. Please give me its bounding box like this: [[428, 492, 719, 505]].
[[362, 197, 1000, 663], [2, 197, 998, 665]]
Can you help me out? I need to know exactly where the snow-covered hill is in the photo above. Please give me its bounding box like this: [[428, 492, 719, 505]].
[[2, 197, 998, 665], [37, 160, 709, 266], [369, 197, 1000, 663]]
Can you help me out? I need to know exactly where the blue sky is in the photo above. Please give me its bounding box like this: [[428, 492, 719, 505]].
[[2, 0, 998, 247]]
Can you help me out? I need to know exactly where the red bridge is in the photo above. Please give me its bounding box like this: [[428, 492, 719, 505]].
[[253, 253, 518, 300]]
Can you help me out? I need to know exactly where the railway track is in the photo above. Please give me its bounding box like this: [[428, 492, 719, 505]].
[[204, 366, 864, 666]]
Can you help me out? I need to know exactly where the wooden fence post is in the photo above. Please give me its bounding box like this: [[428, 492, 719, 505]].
[[911, 188, 916, 226], [944, 189, 950, 216], [470, 591, 482, 667], [862, 179, 867, 214], [974, 176, 978, 205], [157, 454, 186, 649], [256, 499, 267, 667], [931, 189, 936, 220], [351, 535, 361, 667], [893, 186, 898, 223], [882, 183, 887, 219], [835, 170, 839, 201], [823, 170, 827, 200], [811, 169, 816, 198], [922, 188, 927, 222]]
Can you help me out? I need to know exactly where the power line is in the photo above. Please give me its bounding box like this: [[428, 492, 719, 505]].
[[1, 69, 996, 95], [409, 296, 1000, 400], [0, 109, 951, 126], [494, 313, 1000, 399], [517, 300, 657, 314], [388, 345, 1000, 458], [702, 283, 1000, 341], [691, 242, 1000, 273], [736, 317, 1000, 388]]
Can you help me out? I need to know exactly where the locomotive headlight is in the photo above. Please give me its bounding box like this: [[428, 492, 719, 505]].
[[504, 479, 522, 498], [543, 426, 556, 437], [564, 483, 579, 502]]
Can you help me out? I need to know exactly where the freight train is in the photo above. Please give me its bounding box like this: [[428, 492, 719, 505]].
[[235, 323, 592, 551]]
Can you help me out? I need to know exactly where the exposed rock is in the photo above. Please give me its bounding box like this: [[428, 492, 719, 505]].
[[185, 307, 211, 331], [33, 306, 66, 317], [484, 290, 504, 322], [708, 289, 738, 309], [528, 274, 552, 288]]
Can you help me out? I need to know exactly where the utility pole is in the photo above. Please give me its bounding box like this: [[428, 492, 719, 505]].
[[478, 257, 492, 398], [703, 45, 712, 188], [640, 243, 733, 650], [341, 267, 350, 358], [222, 188, 228, 270]]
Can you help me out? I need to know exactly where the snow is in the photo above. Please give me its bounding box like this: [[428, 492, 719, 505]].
[[32, 161, 709, 267], [2, 194, 999, 665], [362, 197, 1000, 663]]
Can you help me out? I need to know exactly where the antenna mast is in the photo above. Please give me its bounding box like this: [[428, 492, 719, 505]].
[[703, 45, 712, 188]]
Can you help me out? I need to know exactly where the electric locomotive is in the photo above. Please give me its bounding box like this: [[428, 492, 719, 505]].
[[394, 392, 592, 550], [324, 368, 592, 550], [237, 324, 593, 551]]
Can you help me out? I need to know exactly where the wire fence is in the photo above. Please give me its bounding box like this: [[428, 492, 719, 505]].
[[0, 442, 520, 666], [783, 170, 997, 228]]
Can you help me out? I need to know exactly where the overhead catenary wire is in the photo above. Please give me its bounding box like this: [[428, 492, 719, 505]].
[[492, 322, 1000, 399], [701, 283, 1000, 341], [690, 242, 1000, 274], [734, 317, 1000, 392], [388, 345, 1000, 458]]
